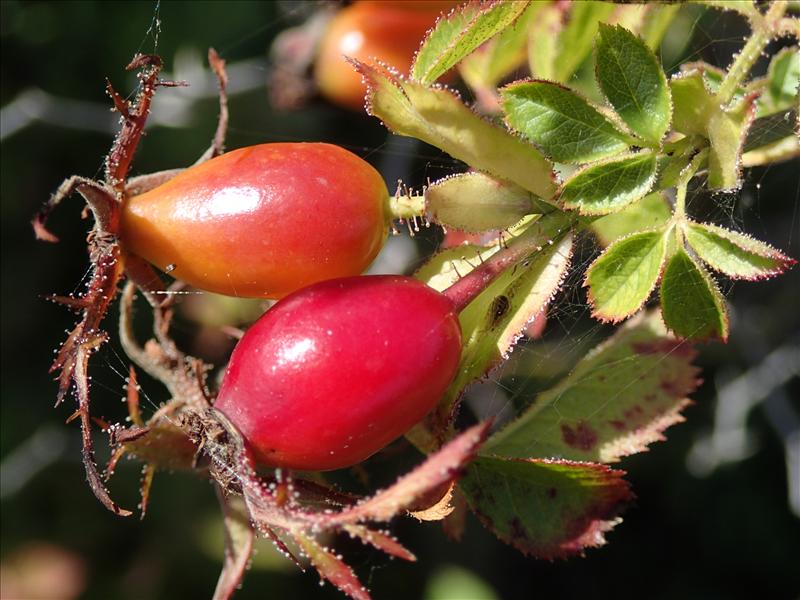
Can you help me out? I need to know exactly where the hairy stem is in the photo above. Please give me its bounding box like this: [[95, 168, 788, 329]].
[[715, 1, 788, 106], [388, 193, 426, 220]]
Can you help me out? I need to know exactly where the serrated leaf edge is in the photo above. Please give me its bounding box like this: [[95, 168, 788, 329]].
[[594, 23, 673, 146], [684, 220, 797, 280], [500, 78, 635, 163], [584, 228, 669, 324], [659, 249, 730, 343], [558, 149, 659, 216]]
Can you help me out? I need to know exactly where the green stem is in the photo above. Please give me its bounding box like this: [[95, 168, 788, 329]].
[[715, 1, 788, 106], [672, 148, 709, 246], [388, 193, 426, 220]]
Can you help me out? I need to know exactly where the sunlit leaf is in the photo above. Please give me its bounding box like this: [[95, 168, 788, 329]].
[[459, 3, 540, 95], [595, 24, 671, 144], [585, 229, 668, 322], [684, 221, 796, 280], [412, 0, 531, 85], [426, 172, 536, 232], [460, 457, 632, 559], [660, 248, 729, 341], [483, 312, 699, 462], [502, 81, 633, 163], [355, 60, 557, 200], [559, 151, 658, 215], [590, 192, 672, 247]]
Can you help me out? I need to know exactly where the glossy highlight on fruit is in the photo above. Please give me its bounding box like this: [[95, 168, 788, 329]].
[[314, 1, 455, 110], [120, 143, 389, 298], [214, 275, 462, 470]]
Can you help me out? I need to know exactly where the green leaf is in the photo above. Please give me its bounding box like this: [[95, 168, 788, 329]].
[[590, 192, 672, 247], [412, 0, 531, 86], [660, 248, 729, 341], [670, 68, 757, 190], [483, 311, 699, 462], [355, 60, 557, 200], [684, 221, 796, 280], [459, 3, 541, 93], [553, 1, 616, 82], [766, 46, 800, 111], [425, 173, 536, 232], [415, 217, 573, 435], [501, 81, 633, 163], [526, 3, 561, 80], [586, 229, 668, 323], [559, 151, 658, 215], [595, 24, 671, 144], [460, 457, 632, 559]]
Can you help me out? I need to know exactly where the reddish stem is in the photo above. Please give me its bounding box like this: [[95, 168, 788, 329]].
[[442, 212, 573, 313]]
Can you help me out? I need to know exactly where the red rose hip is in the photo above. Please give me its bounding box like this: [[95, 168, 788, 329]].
[[214, 275, 462, 470], [120, 143, 390, 299]]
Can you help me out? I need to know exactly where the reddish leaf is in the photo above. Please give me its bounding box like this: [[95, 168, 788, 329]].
[[212, 487, 255, 600], [295, 533, 371, 600]]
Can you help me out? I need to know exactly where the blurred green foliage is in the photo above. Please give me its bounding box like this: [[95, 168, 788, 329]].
[[2, 2, 798, 599]]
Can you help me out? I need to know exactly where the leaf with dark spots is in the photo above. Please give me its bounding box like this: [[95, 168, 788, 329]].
[[560, 422, 599, 451], [460, 457, 632, 559], [483, 311, 699, 462]]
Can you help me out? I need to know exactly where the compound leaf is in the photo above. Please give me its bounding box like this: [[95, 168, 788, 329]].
[[356, 60, 557, 200], [412, 0, 531, 85], [459, 3, 540, 94], [684, 221, 796, 280], [483, 312, 699, 462], [502, 80, 633, 163], [460, 457, 632, 559], [586, 229, 668, 322], [596, 24, 671, 144], [559, 151, 658, 215], [660, 248, 728, 341]]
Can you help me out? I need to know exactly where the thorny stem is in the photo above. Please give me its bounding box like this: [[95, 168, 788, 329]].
[[715, 1, 788, 106], [441, 211, 574, 313]]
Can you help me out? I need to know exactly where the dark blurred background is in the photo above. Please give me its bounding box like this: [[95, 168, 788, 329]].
[[2, 2, 798, 599]]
